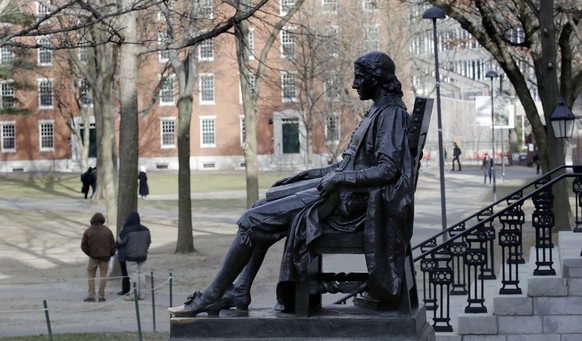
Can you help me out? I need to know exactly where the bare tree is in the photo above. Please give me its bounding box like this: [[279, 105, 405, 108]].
[[426, 0, 582, 229]]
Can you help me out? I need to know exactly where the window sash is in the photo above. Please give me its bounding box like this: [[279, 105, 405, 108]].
[[200, 118, 216, 146], [1, 124, 15, 151], [198, 39, 214, 61], [200, 74, 215, 103], [160, 77, 174, 104], [160, 119, 176, 147], [1, 82, 14, 108], [281, 72, 297, 102], [39, 122, 54, 150], [38, 80, 53, 108]]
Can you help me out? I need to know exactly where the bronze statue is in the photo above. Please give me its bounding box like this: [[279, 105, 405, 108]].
[[168, 51, 415, 317]]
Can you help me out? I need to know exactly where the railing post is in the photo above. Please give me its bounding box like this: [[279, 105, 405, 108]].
[[463, 231, 487, 313], [429, 250, 453, 332], [449, 225, 468, 296], [498, 206, 524, 295], [532, 182, 556, 275]]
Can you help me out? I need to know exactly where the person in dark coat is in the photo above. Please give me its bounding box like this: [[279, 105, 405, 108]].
[[451, 142, 462, 171], [81, 212, 116, 302], [89, 167, 97, 198], [168, 51, 415, 317], [81, 167, 93, 199], [138, 166, 149, 199], [117, 211, 151, 300]]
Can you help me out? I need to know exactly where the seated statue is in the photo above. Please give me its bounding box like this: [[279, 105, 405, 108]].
[[168, 51, 415, 317]]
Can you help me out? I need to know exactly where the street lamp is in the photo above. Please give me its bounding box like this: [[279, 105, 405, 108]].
[[422, 6, 448, 235], [486, 70, 498, 201], [550, 97, 576, 139]]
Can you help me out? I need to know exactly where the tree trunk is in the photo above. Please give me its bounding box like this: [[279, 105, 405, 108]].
[[116, 3, 139, 232], [175, 96, 194, 253]]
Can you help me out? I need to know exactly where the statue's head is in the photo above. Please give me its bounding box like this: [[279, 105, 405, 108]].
[[354, 51, 403, 97]]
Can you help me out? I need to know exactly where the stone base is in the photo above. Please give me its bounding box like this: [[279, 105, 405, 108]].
[[170, 304, 434, 341]]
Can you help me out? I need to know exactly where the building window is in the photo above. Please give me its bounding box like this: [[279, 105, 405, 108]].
[[322, 0, 338, 12], [79, 79, 92, 106], [248, 28, 255, 60], [200, 117, 216, 147], [0, 46, 12, 64], [280, 0, 295, 15], [240, 73, 256, 103], [36, 1, 51, 17], [198, 38, 214, 61], [37, 36, 52, 65], [1, 81, 14, 108], [364, 25, 379, 51], [363, 0, 378, 11], [281, 28, 295, 58], [159, 33, 171, 62], [324, 73, 341, 101], [160, 118, 176, 148], [239, 116, 245, 147], [200, 0, 213, 18], [160, 77, 174, 105], [325, 113, 340, 144], [39, 121, 54, 151], [281, 71, 297, 103], [199, 73, 215, 104], [323, 26, 338, 56], [1, 122, 15, 152], [38, 79, 53, 109]]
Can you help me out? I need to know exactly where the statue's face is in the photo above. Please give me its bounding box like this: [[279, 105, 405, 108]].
[[352, 64, 376, 101]]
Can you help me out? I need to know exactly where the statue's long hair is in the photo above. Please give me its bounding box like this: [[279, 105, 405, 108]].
[[355, 51, 403, 97]]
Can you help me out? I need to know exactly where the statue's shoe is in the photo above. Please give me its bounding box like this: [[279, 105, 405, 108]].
[[167, 291, 222, 317], [221, 285, 251, 311]]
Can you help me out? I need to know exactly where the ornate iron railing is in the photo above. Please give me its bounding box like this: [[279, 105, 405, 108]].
[[412, 165, 582, 332]]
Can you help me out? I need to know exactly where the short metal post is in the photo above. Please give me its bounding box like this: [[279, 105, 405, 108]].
[[150, 271, 156, 332], [43, 300, 53, 341], [169, 272, 173, 307], [132, 282, 143, 341]]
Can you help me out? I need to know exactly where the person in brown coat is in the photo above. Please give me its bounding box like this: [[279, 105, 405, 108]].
[[81, 212, 116, 302]]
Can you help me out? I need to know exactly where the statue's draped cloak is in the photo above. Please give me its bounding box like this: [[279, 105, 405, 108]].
[[276, 94, 415, 308]]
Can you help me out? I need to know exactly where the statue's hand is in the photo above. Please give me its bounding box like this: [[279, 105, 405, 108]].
[[317, 170, 344, 197], [272, 170, 309, 187]]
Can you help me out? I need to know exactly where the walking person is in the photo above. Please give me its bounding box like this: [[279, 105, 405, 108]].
[[80, 167, 93, 199], [81, 212, 116, 302], [117, 211, 151, 300], [89, 167, 97, 198], [482, 153, 493, 184], [138, 166, 149, 199], [451, 142, 462, 171]]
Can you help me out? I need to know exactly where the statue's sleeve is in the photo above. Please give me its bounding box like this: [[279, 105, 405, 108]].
[[341, 107, 408, 186]]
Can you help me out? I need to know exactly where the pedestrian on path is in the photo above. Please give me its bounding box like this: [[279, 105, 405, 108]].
[[81, 212, 116, 302], [451, 142, 462, 171], [138, 166, 149, 199], [117, 211, 151, 300], [481, 153, 493, 184]]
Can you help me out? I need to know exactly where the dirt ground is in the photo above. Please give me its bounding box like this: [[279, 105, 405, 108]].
[[0, 167, 538, 338], [0, 192, 286, 338]]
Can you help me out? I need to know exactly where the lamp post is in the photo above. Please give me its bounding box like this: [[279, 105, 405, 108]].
[[423, 7, 447, 235], [486, 70, 498, 201]]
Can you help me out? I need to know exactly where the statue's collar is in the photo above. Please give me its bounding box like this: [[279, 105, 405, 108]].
[[367, 93, 406, 116]]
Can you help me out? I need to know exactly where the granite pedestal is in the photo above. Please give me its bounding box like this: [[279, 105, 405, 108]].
[[170, 304, 435, 341]]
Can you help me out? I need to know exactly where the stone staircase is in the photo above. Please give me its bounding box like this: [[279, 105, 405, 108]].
[[437, 231, 582, 340]]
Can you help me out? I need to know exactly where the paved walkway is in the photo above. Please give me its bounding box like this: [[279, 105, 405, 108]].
[[0, 165, 538, 337]]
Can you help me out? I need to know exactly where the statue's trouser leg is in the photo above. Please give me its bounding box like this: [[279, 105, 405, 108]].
[[203, 233, 253, 301], [234, 248, 268, 292]]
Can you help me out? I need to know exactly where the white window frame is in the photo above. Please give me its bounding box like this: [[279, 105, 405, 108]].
[[1, 80, 14, 109], [324, 73, 341, 102], [0, 46, 12, 64], [159, 76, 175, 105], [248, 28, 255, 60], [239, 116, 245, 147], [160, 118, 176, 148], [200, 0, 213, 19], [323, 26, 339, 56], [281, 71, 297, 103], [200, 116, 216, 148], [39, 120, 54, 152], [199, 73, 215, 105], [322, 0, 338, 12], [363, 0, 378, 11], [159, 33, 171, 62], [1, 121, 15, 152], [37, 36, 52, 66], [280, 0, 295, 16], [280, 27, 296, 58], [38, 78, 53, 109], [364, 25, 380, 51], [79, 79, 93, 107], [239, 73, 256, 104], [325, 113, 340, 144], [198, 38, 214, 61]]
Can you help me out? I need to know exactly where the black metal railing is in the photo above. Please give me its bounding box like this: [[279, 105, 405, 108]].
[[412, 165, 582, 332]]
